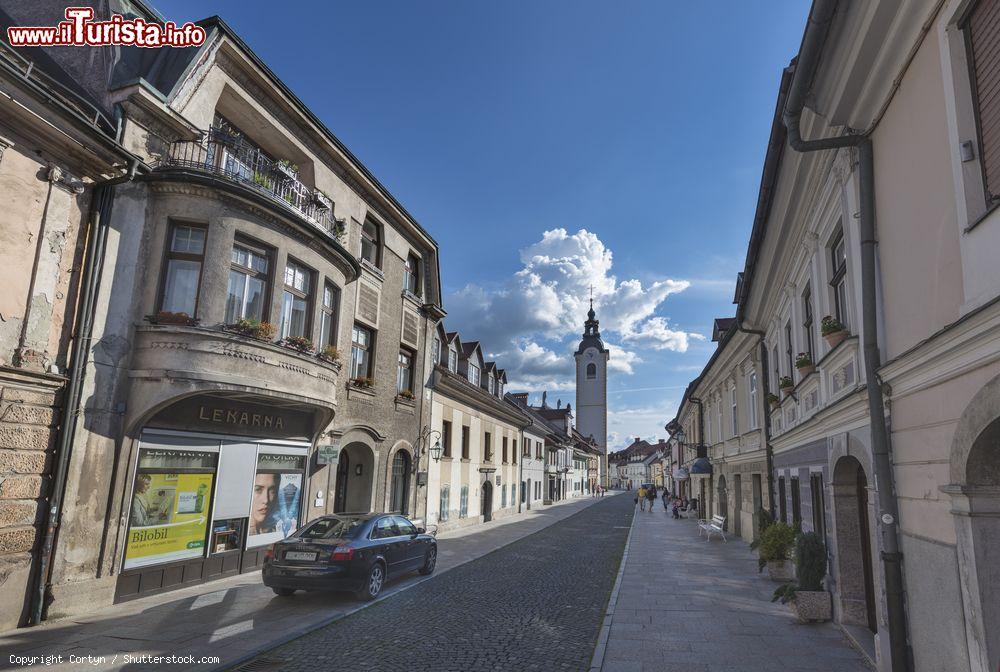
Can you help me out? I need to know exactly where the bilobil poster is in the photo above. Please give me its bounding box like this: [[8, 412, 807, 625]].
[[124, 472, 213, 569]]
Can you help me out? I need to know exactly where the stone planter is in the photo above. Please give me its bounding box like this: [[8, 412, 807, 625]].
[[780, 385, 795, 398], [792, 590, 832, 623], [823, 329, 849, 349], [796, 363, 816, 377], [766, 559, 795, 582], [769, 399, 781, 411]]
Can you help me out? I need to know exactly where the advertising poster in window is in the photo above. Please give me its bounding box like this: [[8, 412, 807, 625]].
[[247, 453, 304, 548], [124, 472, 214, 569]]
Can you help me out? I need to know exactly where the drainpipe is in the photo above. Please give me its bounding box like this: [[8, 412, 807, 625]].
[[780, 1, 909, 669], [30, 159, 140, 625]]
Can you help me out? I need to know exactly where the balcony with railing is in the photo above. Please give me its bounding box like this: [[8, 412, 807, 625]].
[[157, 128, 346, 244]]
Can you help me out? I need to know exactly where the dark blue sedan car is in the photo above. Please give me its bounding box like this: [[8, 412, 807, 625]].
[[262, 513, 437, 600]]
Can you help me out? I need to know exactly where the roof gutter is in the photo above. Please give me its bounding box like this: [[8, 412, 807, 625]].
[[776, 1, 909, 669]]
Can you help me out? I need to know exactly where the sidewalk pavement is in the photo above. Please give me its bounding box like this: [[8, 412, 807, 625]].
[[1, 492, 620, 672], [593, 502, 873, 672]]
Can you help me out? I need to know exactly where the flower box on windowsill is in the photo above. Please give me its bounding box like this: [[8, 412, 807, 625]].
[[280, 336, 314, 354], [348, 377, 375, 391], [276, 160, 298, 181], [147, 311, 200, 326], [224, 319, 277, 342], [312, 190, 333, 210]]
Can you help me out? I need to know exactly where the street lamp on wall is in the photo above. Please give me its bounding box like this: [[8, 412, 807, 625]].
[[428, 438, 443, 462]]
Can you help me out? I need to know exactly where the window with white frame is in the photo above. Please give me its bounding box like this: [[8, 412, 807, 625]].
[[459, 486, 468, 518], [784, 321, 794, 378], [432, 337, 441, 365], [225, 240, 270, 324], [748, 371, 759, 430], [802, 284, 815, 361], [730, 384, 738, 437], [706, 401, 712, 444], [829, 229, 849, 329], [280, 260, 312, 339], [404, 252, 421, 296], [468, 362, 481, 386], [448, 345, 458, 372], [717, 396, 723, 441]]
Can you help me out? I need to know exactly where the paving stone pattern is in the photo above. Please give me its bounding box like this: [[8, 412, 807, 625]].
[[238, 495, 635, 672], [600, 504, 873, 672]]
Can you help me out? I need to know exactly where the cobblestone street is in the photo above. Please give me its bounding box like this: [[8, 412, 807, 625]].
[[234, 495, 635, 672]]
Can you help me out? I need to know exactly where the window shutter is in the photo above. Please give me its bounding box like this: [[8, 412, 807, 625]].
[[356, 279, 380, 327], [970, 0, 1000, 199], [401, 309, 419, 348]]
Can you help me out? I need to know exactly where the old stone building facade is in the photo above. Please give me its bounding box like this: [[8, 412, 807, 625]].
[[0, 1, 444, 623], [0, 33, 136, 630], [670, 1, 1000, 670]]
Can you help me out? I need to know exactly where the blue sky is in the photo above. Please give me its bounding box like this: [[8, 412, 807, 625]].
[[163, 0, 811, 448]]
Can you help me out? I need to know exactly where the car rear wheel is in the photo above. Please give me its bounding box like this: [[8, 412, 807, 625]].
[[272, 587, 295, 597], [357, 562, 384, 601], [419, 547, 437, 575]]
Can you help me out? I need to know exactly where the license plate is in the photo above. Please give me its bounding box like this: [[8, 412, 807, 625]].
[[284, 551, 317, 561]]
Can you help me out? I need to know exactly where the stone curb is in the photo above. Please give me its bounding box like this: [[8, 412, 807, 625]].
[[588, 499, 636, 672]]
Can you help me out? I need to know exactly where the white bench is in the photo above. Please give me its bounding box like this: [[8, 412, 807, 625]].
[[698, 514, 727, 542]]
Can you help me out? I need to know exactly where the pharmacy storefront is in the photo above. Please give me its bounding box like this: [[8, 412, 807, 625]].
[[115, 394, 316, 602]]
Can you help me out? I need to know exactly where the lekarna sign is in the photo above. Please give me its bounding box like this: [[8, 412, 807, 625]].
[[316, 444, 340, 465]]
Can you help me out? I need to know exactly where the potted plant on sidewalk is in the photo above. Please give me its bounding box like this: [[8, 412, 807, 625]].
[[795, 352, 815, 377], [756, 521, 796, 581], [821, 315, 849, 349], [772, 531, 831, 622], [778, 376, 795, 397]]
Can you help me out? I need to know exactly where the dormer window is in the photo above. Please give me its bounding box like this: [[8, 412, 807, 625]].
[[361, 219, 381, 267], [499, 382, 504, 397], [488, 374, 495, 394], [448, 346, 458, 373], [432, 337, 441, 365], [469, 363, 481, 387]]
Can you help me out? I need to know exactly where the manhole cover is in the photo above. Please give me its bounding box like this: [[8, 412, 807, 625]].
[[232, 657, 288, 672]]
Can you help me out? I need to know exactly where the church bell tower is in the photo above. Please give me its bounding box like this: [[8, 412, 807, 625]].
[[575, 299, 610, 486]]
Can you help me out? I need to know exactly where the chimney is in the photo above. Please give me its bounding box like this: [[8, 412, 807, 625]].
[[509, 392, 529, 407], [635, 437, 641, 443]]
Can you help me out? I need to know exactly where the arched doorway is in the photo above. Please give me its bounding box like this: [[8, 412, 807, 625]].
[[832, 456, 877, 634], [334, 451, 350, 512], [334, 442, 375, 513], [481, 481, 493, 522], [717, 475, 728, 530], [951, 406, 1000, 672], [734, 474, 743, 537], [389, 450, 411, 514]]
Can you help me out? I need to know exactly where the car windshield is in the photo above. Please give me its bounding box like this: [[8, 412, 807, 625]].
[[296, 516, 365, 540]]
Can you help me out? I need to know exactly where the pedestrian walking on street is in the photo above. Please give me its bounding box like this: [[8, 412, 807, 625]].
[[645, 486, 655, 513], [671, 497, 680, 519], [637, 486, 647, 511], [661, 492, 670, 513]]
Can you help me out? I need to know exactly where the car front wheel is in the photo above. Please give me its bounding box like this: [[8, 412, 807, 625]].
[[419, 547, 437, 575], [272, 587, 295, 597], [357, 562, 384, 601]]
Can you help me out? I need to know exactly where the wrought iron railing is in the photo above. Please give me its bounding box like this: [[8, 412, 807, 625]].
[[158, 129, 345, 243]]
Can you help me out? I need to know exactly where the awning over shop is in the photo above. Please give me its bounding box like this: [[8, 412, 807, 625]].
[[673, 467, 689, 481]]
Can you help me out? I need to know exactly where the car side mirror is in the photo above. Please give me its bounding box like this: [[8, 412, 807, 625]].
[[416, 527, 425, 534]]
